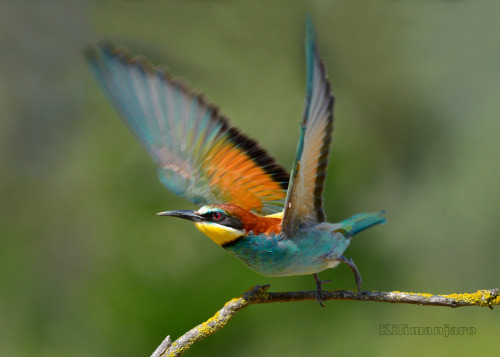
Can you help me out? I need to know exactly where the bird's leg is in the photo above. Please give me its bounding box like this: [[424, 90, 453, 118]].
[[338, 255, 362, 291], [312, 273, 331, 307]]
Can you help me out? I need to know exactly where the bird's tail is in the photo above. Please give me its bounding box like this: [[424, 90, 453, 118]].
[[340, 211, 386, 236]]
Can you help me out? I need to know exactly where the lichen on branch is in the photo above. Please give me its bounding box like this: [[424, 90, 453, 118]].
[[152, 286, 499, 357]]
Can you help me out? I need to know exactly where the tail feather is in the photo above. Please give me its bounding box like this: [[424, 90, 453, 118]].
[[340, 211, 386, 236]]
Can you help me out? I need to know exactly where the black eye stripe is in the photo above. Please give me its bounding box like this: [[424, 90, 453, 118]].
[[222, 216, 244, 230], [202, 211, 225, 219], [201, 211, 243, 230]]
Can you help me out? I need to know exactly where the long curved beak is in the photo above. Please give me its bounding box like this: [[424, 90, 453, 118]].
[[156, 210, 204, 222]]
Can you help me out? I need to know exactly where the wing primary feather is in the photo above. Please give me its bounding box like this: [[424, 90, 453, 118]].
[[282, 15, 335, 235], [85, 42, 290, 214]]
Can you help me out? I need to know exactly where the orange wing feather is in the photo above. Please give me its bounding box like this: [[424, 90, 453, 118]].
[[85, 42, 290, 215], [205, 141, 287, 213]]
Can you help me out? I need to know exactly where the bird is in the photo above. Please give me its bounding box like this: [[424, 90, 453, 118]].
[[85, 16, 386, 306]]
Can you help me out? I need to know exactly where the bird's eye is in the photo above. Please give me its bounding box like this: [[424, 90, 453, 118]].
[[212, 212, 222, 221]]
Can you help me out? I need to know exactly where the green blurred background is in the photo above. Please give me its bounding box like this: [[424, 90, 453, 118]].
[[1, 0, 499, 355]]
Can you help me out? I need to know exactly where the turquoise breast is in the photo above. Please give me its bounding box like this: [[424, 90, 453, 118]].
[[223, 229, 350, 276]]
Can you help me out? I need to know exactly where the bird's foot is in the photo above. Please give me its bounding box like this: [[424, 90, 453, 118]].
[[312, 273, 331, 307], [339, 255, 362, 291]]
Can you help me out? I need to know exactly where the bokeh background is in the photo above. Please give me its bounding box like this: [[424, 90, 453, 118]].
[[1, 0, 499, 356]]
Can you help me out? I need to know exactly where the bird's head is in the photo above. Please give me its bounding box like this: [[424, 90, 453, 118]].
[[157, 204, 246, 247], [158, 204, 283, 247]]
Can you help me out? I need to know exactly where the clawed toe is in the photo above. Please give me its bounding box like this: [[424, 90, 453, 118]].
[[339, 255, 362, 291], [311, 256, 363, 307], [313, 273, 330, 307]]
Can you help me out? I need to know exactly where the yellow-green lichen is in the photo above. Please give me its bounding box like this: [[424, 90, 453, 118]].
[[390, 291, 432, 298], [165, 303, 240, 356], [412, 292, 433, 299], [389, 290, 499, 306], [387, 291, 432, 302], [439, 290, 499, 307], [198, 310, 225, 335]]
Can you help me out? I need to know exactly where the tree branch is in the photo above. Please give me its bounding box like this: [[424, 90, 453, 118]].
[[152, 286, 499, 357]]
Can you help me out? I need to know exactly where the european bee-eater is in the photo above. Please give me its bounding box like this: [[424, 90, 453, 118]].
[[85, 16, 386, 306]]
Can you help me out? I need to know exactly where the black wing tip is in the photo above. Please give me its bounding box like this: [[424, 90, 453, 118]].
[[85, 40, 230, 118], [85, 39, 290, 192], [83, 40, 121, 61], [305, 15, 336, 223], [225, 126, 290, 190], [82, 43, 98, 60], [84, 41, 170, 80]]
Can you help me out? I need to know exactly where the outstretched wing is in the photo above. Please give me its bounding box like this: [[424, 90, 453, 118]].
[[281, 16, 334, 235], [85, 42, 289, 215]]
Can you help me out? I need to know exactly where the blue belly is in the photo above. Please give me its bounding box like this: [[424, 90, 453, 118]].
[[224, 229, 350, 276]]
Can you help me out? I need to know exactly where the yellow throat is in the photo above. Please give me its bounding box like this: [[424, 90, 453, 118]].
[[194, 222, 244, 246]]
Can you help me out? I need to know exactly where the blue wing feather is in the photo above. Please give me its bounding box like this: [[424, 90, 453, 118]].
[[282, 15, 335, 235], [85, 42, 289, 214]]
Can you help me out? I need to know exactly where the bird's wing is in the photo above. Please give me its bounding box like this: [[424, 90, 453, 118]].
[[85, 42, 289, 215], [281, 16, 334, 235]]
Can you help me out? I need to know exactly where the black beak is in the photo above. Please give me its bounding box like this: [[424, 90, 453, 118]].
[[156, 210, 204, 222]]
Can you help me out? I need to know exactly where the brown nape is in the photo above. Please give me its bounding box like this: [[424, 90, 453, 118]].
[[214, 204, 282, 235]]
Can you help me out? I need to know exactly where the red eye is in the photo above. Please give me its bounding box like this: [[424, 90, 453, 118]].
[[212, 212, 222, 220]]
